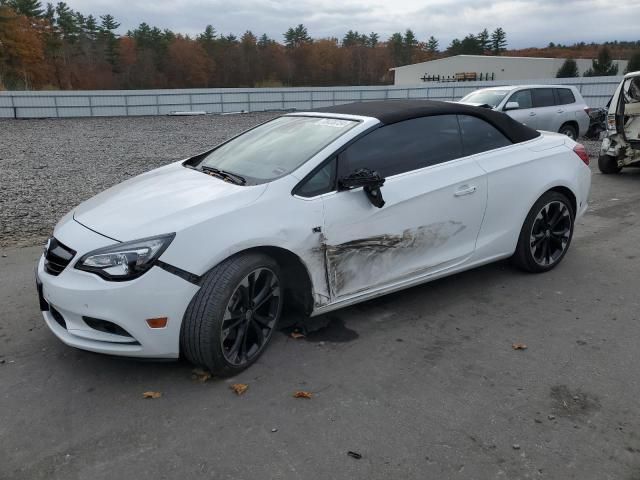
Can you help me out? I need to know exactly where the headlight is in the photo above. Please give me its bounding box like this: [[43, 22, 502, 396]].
[[75, 233, 175, 281]]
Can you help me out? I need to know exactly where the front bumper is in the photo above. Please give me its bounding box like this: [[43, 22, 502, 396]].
[[36, 221, 199, 359]]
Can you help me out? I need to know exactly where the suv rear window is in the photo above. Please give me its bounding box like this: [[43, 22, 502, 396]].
[[556, 88, 576, 105], [532, 88, 556, 107]]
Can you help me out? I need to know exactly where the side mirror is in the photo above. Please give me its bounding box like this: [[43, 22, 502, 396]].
[[504, 101, 520, 111], [339, 168, 386, 208]]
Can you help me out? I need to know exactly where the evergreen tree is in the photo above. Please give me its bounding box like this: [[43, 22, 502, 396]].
[[556, 58, 579, 78], [99, 13, 119, 65], [490, 27, 507, 54], [403, 29, 418, 63], [55, 2, 79, 41], [477, 28, 490, 53], [284, 24, 311, 49], [584, 47, 618, 76], [366, 32, 379, 48], [388, 32, 404, 66], [7, 0, 43, 17], [426, 35, 439, 54]]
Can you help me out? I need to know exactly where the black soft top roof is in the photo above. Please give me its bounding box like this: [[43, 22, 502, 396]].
[[313, 99, 540, 144]]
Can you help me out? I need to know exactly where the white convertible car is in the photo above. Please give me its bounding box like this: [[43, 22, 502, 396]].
[[36, 100, 591, 375]]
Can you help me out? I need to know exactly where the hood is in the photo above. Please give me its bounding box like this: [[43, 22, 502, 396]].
[[73, 161, 267, 241], [457, 101, 496, 110]]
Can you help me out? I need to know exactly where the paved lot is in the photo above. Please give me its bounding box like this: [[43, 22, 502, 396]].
[[2, 116, 640, 479]]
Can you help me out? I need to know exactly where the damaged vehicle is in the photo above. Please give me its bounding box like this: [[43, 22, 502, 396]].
[[36, 100, 591, 375], [599, 72, 640, 173]]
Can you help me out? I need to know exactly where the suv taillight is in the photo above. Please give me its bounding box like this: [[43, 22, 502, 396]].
[[573, 144, 589, 166]]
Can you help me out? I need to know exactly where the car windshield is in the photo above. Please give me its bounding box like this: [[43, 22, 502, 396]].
[[199, 116, 357, 182], [460, 90, 510, 108]]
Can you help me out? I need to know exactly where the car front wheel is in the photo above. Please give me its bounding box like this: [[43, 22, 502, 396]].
[[512, 191, 575, 273], [180, 253, 283, 376]]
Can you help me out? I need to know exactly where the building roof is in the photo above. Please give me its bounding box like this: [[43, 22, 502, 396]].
[[388, 54, 623, 71], [313, 99, 540, 143]]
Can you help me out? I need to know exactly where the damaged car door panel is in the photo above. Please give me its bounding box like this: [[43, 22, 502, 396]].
[[35, 100, 591, 375], [600, 73, 640, 173]]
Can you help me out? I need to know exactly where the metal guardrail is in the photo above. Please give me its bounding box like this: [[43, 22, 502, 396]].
[[0, 76, 622, 119]]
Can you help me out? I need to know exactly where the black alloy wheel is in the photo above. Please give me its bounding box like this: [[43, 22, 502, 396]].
[[529, 200, 572, 267], [221, 267, 281, 366]]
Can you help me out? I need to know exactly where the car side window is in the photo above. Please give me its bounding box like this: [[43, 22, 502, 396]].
[[556, 88, 576, 105], [532, 88, 556, 107], [458, 115, 512, 156], [507, 90, 532, 109], [296, 157, 337, 197], [338, 115, 463, 178]]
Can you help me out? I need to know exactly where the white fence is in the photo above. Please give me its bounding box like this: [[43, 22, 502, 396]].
[[0, 76, 622, 119]]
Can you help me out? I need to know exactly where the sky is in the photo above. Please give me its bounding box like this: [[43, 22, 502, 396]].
[[65, 0, 640, 49]]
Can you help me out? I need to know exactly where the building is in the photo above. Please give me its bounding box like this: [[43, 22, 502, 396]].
[[390, 55, 629, 85]]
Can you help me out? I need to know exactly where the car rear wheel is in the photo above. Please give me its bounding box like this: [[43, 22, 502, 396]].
[[559, 123, 578, 140], [180, 253, 283, 376], [512, 191, 575, 273], [598, 154, 622, 174]]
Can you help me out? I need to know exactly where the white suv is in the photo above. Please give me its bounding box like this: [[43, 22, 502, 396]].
[[460, 85, 590, 139]]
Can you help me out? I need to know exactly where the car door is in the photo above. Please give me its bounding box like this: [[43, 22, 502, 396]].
[[504, 89, 537, 128], [555, 87, 578, 126], [531, 88, 560, 132], [319, 115, 489, 300]]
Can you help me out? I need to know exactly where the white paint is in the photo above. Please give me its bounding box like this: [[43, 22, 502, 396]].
[[37, 111, 591, 358]]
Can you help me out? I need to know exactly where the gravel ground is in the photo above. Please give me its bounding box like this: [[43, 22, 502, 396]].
[[0, 113, 280, 248], [0, 114, 600, 248]]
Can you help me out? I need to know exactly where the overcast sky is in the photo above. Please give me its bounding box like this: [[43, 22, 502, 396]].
[[65, 0, 639, 49]]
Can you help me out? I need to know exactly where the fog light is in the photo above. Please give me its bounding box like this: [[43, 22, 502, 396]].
[[146, 317, 168, 328]]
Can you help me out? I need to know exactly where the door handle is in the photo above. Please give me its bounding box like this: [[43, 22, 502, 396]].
[[557, 109, 564, 113], [529, 112, 536, 116], [454, 185, 477, 197]]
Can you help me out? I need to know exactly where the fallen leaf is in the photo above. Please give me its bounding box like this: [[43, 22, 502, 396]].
[[512, 343, 528, 350], [192, 368, 212, 383], [142, 391, 162, 399], [231, 383, 248, 395], [290, 331, 305, 339], [293, 390, 313, 399]]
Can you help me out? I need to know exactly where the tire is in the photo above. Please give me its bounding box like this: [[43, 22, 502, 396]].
[[511, 191, 575, 273], [180, 253, 283, 376], [598, 154, 621, 174], [558, 123, 578, 140]]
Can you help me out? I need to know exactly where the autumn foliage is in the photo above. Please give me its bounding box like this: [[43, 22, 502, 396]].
[[0, 1, 638, 91]]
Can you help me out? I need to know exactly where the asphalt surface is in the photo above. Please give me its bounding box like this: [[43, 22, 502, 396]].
[[2, 117, 640, 479]]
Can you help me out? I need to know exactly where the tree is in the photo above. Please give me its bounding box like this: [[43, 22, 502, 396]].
[[584, 46, 618, 76], [403, 29, 418, 63], [447, 34, 482, 55], [284, 24, 311, 49], [490, 27, 507, 54], [366, 32, 379, 48], [556, 58, 579, 78], [387, 32, 404, 66], [55, 2, 79, 41], [626, 50, 640, 73], [477, 28, 490, 53], [99, 14, 119, 66], [6, 0, 43, 17], [426, 35, 439, 54]]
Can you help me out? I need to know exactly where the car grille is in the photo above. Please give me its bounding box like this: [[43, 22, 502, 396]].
[[44, 237, 76, 276]]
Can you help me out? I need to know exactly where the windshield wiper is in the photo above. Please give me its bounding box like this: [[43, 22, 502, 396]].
[[200, 165, 246, 185]]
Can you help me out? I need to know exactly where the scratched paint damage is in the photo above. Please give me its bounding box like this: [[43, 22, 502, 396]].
[[317, 221, 467, 298]]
